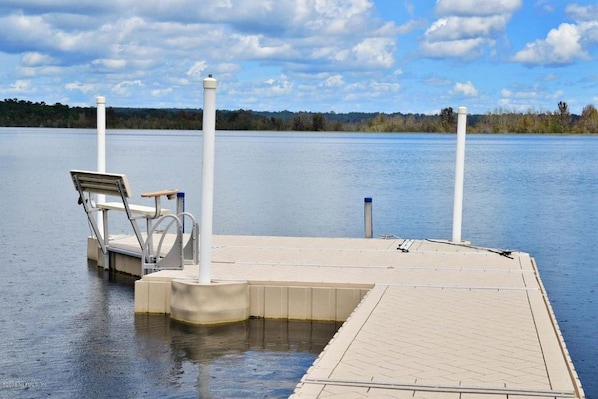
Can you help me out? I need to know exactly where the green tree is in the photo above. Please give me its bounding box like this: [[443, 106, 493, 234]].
[[556, 101, 571, 132], [292, 115, 307, 131], [439, 107, 454, 132], [312, 113, 326, 131], [578, 104, 598, 133]]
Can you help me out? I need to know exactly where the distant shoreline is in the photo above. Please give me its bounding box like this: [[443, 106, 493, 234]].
[[1, 98, 596, 134], [2, 126, 595, 136]]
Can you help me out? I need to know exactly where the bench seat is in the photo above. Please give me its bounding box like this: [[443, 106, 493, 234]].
[[96, 201, 171, 217]]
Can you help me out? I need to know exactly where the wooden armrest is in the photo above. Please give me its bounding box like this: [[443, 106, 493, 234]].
[[140, 189, 178, 198]]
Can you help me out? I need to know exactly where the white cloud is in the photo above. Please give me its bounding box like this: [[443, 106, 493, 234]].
[[344, 79, 399, 93], [352, 37, 395, 68], [585, 22, 598, 44], [92, 59, 127, 69], [21, 52, 56, 66], [513, 23, 588, 65], [213, 63, 242, 74], [425, 15, 509, 41], [454, 81, 478, 96], [497, 84, 572, 112], [535, 0, 555, 13], [548, 89, 565, 100], [422, 0, 520, 59], [186, 61, 208, 77], [404, 0, 414, 16], [566, 4, 598, 22], [6, 79, 34, 94], [395, 18, 426, 35], [16, 65, 64, 77], [370, 80, 400, 93], [304, 0, 373, 34], [2, 13, 97, 53], [503, 88, 539, 99], [65, 82, 96, 94], [0, 0, 402, 109], [112, 80, 143, 96], [435, 0, 522, 16], [323, 75, 344, 88], [151, 87, 173, 96], [513, 4, 598, 66], [497, 97, 528, 111], [254, 76, 293, 97], [542, 73, 559, 81], [170, 77, 191, 86], [228, 34, 293, 60], [545, 24, 586, 60], [1, 0, 590, 114], [421, 38, 488, 59], [424, 76, 452, 86]]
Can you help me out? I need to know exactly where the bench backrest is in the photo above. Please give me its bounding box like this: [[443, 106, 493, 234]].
[[70, 170, 133, 198]]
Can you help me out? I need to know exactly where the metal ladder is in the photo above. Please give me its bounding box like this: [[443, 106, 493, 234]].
[[141, 212, 199, 275]]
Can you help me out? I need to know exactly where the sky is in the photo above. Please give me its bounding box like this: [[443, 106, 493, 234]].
[[0, 0, 596, 115]]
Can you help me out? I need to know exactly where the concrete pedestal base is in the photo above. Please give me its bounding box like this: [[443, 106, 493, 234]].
[[170, 279, 249, 325]]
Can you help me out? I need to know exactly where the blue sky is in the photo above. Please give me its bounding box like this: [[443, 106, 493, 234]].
[[0, 0, 596, 114]]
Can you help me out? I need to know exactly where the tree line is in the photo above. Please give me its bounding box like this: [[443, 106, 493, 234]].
[[0, 98, 596, 133]]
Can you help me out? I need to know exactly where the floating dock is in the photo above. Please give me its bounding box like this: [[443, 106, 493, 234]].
[[79, 85, 583, 397], [88, 234, 584, 398]]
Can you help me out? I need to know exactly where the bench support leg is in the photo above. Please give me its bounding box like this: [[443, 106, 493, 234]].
[[102, 210, 110, 270]]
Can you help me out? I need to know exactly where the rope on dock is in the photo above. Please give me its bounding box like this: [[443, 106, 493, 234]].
[[425, 238, 514, 258]]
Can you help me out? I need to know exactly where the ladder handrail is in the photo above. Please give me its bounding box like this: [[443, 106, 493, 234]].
[[142, 212, 199, 275]]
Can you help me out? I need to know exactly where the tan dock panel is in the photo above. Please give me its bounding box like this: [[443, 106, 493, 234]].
[[93, 234, 583, 398]]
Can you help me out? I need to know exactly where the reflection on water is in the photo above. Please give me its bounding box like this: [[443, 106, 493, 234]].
[[134, 316, 339, 398], [69, 265, 339, 399], [0, 259, 339, 398]]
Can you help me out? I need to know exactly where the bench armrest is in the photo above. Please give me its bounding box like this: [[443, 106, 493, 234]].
[[139, 189, 178, 218], [141, 189, 178, 199]]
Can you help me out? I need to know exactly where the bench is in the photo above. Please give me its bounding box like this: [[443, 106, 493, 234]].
[[95, 189, 180, 217], [70, 170, 178, 267]]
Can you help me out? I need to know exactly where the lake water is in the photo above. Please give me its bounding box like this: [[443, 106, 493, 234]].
[[0, 128, 596, 398]]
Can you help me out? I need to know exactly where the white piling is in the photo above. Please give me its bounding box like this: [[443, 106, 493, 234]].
[[199, 76, 217, 284], [364, 197, 373, 238], [452, 106, 467, 243], [96, 96, 106, 238]]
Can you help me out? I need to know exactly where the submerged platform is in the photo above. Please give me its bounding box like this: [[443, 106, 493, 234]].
[[90, 234, 584, 398]]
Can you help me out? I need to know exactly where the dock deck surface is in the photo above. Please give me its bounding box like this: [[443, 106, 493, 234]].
[[114, 235, 583, 398]]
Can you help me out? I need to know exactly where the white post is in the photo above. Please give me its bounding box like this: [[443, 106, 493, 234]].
[[96, 96, 106, 238], [199, 76, 217, 284], [364, 197, 373, 238], [452, 106, 467, 243]]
